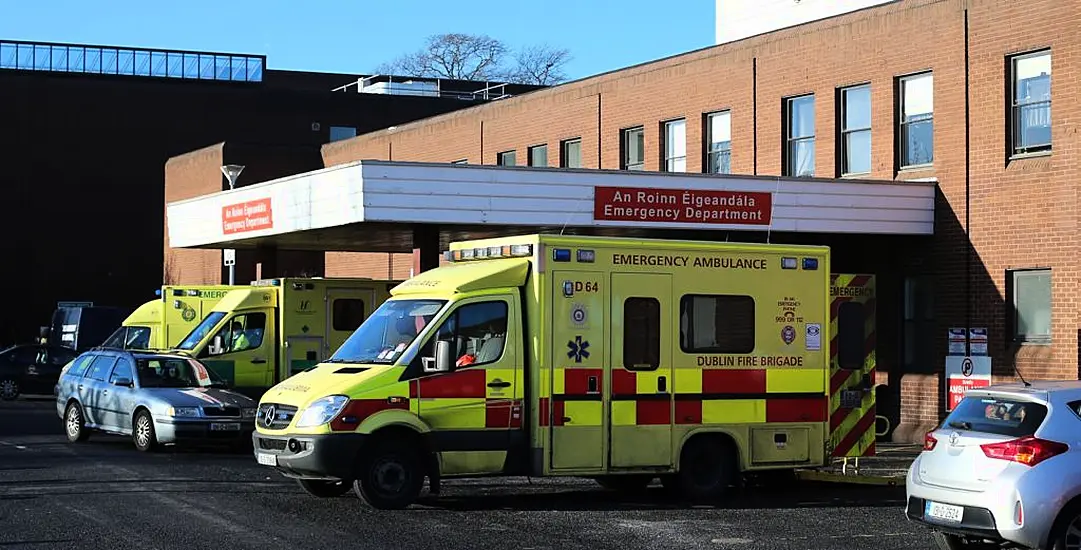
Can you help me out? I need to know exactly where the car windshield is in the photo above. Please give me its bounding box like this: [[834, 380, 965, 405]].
[[330, 299, 446, 364], [176, 311, 225, 350], [102, 326, 152, 350], [942, 395, 1048, 438], [135, 357, 227, 388]]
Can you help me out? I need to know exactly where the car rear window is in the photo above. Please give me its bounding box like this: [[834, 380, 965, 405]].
[[942, 395, 1047, 438]]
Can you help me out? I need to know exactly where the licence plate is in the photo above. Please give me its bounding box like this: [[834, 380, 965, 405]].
[[256, 452, 277, 466], [209, 423, 241, 431], [925, 500, 964, 523]]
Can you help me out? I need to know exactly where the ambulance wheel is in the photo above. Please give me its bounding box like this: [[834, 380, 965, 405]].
[[297, 479, 353, 498], [674, 436, 737, 502], [594, 475, 653, 493], [353, 438, 425, 510], [0, 378, 18, 401]]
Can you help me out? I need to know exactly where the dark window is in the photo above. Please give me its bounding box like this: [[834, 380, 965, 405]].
[[1008, 268, 1051, 343], [679, 295, 755, 354], [899, 72, 934, 168], [109, 358, 133, 384], [528, 144, 548, 167], [497, 150, 516, 166], [784, 94, 815, 177], [333, 299, 367, 331], [1009, 50, 1051, 156], [837, 301, 866, 370], [623, 298, 660, 371], [423, 301, 509, 368], [704, 111, 731, 174], [621, 127, 645, 170], [209, 312, 267, 355], [839, 84, 871, 175], [944, 396, 1047, 438], [560, 138, 582, 168], [85, 355, 118, 381]]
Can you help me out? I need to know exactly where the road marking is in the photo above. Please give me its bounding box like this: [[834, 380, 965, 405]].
[[711, 537, 754, 544]]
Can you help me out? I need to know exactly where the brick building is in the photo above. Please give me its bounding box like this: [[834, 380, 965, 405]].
[[284, 0, 1071, 440], [0, 39, 541, 345]]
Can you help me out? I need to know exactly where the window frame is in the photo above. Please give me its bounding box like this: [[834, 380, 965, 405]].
[[560, 138, 582, 168], [527, 144, 548, 167], [661, 118, 687, 173], [838, 84, 872, 177], [783, 94, 816, 177], [897, 71, 934, 170], [622, 297, 661, 372], [678, 294, 756, 355], [703, 110, 732, 175], [1008, 49, 1052, 158], [621, 126, 645, 171], [1007, 268, 1052, 345], [415, 299, 510, 372], [497, 150, 516, 166]]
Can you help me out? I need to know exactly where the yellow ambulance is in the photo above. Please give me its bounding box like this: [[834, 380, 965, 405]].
[[171, 277, 398, 399], [250, 235, 877, 509], [102, 285, 235, 350]]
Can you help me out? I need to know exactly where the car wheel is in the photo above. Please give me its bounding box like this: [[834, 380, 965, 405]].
[[132, 409, 158, 452], [0, 378, 19, 401], [297, 479, 353, 498], [594, 474, 654, 493], [353, 438, 425, 510], [674, 436, 738, 502], [64, 402, 90, 442], [1049, 501, 1081, 550]]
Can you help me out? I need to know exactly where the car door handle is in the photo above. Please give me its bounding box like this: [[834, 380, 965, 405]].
[[102, 389, 109, 395], [77, 385, 84, 390], [251, 358, 267, 364], [487, 381, 511, 388]]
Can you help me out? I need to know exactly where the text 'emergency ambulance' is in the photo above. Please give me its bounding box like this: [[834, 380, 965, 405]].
[[593, 186, 772, 225]]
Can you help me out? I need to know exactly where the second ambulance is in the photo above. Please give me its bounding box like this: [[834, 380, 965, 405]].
[[251, 234, 877, 509]]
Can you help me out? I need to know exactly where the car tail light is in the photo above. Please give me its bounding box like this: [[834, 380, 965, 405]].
[[980, 436, 1069, 467], [923, 431, 938, 451]]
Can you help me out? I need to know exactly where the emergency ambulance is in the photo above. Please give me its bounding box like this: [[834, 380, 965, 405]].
[[171, 277, 398, 400], [101, 285, 235, 350], [250, 235, 877, 509]]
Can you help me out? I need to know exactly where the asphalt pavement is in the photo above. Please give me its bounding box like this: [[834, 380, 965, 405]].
[[0, 397, 935, 550]]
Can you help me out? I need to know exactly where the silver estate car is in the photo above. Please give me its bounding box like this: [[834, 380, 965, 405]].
[[55, 348, 257, 452], [906, 380, 1081, 550]]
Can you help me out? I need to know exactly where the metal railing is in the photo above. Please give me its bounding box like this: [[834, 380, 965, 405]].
[[332, 74, 514, 101]]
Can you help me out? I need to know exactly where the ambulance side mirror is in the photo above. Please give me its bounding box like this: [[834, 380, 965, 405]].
[[210, 335, 223, 356], [424, 340, 453, 374]]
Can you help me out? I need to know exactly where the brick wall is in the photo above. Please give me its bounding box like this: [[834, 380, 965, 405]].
[[164, 144, 225, 285]]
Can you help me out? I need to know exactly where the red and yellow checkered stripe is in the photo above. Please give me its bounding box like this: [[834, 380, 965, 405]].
[[828, 274, 876, 458]]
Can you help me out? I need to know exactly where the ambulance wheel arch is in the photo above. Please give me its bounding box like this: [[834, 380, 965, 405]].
[[667, 430, 741, 498], [354, 423, 442, 504]]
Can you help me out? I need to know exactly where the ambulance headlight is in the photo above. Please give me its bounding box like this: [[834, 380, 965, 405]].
[[295, 395, 350, 428]]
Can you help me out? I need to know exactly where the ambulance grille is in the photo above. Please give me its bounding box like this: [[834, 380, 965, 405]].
[[258, 403, 297, 430]]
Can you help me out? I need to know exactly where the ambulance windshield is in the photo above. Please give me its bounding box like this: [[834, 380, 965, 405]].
[[330, 299, 446, 364]]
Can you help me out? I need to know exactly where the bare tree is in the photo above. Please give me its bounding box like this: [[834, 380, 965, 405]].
[[508, 44, 572, 86], [376, 33, 572, 86]]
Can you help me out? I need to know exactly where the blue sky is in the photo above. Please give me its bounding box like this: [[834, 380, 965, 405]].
[[0, 0, 716, 81]]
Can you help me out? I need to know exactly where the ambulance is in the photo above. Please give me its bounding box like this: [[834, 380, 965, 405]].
[[101, 285, 235, 350], [171, 277, 398, 399], [249, 234, 877, 509]]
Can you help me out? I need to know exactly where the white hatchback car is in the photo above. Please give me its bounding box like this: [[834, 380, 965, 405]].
[[906, 381, 1081, 550]]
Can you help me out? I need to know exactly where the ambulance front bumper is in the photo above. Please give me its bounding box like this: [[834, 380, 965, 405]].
[[252, 432, 367, 482]]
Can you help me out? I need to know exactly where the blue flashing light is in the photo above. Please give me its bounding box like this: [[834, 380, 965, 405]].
[[553, 248, 572, 262], [802, 258, 819, 271], [154, 289, 162, 297]]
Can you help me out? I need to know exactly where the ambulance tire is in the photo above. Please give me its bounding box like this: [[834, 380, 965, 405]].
[[297, 479, 354, 498], [674, 436, 737, 502], [354, 438, 425, 510]]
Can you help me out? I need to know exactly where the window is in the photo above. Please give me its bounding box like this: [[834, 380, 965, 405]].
[[621, 126, 645, 170], [1010, 50, 1052, 156], [704, 111, 731, 174], [839, 84, 871, 176], [333, 298, 367, 331], [85, 355, 118, 381], [329, 126, 357, 142], [528, 144, 548, 167], [899, 72, 934, 168], [497, 150, 516, 166], [679, 295, 755, 354], [209, 312, 266, 355], [663, 118, 686, 172], [944, 396, 1046, 438], [560, 138, 582, 168], [451, 159, 468, 164], [1009, 268, 1051, 343], [903, 275, 934, 370], [109, 358, 133, 384], [422, 301, 508, 368], [784, 95, 815, 177], [67, 354, 94, 378], [837, 301, 866, 370], [623, 298, 660, 371]]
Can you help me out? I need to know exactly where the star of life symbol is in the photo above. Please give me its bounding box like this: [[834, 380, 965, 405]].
[[567, 336, 590, 363]]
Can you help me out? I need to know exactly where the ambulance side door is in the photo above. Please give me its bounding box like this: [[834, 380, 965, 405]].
[[200, 309, 276, 393]]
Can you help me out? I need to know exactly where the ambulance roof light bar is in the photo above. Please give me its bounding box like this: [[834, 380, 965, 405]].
[[444, 243, 534, 262]]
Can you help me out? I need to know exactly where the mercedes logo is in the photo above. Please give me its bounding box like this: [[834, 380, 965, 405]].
[[262, 405, 277, 428]]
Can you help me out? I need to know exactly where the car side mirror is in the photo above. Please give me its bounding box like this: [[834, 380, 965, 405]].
[[113, 377, 133, 388], [423, 340, 453, 374]]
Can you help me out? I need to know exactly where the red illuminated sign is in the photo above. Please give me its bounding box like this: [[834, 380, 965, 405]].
[[222, 198, 274, 235], [593, 186, 772, 225]]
